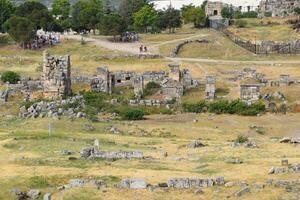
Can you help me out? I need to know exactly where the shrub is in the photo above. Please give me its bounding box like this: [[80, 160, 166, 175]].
[[120, 108, 145, 120], [235, 135, 249, 144], [235, 19, 247, 28], [182, 100, 265, 116], [1, 71, 20, 84], [82, 91, 108, 110], [182, 101, 207, 113], [143, 81, 161, 97]]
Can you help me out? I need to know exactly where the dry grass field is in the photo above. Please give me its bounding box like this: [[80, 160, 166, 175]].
[[0, 114, 299, 199]]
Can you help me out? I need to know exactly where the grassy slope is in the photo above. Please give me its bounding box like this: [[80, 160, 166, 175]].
[[0, 115, 299, 199]]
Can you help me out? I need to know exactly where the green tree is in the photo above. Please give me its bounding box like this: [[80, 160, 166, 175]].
[[119, 0, 148, 28], [133, 5, 157, 32], [52, 0, 71, 19], [99, 13, 126, 40], [0, 0, 15, 32], [221, 6, 234, 19], [182, 5, 205, 28], [294, 7, 300, 15], [4, 16, 35, 48], [15, 1, 54, 30], [71, 0, 103, 34], [156, 6, 182, 33]]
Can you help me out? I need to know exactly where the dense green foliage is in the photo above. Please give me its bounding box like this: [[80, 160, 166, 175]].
[[0, 71, 20, 84], [71, 0, 103, 34], [0, 0, 15, 32], [143, 81, 161, 97], [119, 108, 145, 120], [181, 5, 205, 28], [182, 100, 265, 116], [52, 0, 71, 19], [4, 16, 35, 46], [133, 5, 157, 32], [99, 13, 126, 39], [14, 1, 54, 30]]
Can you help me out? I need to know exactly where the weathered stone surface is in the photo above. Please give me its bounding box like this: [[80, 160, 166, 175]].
[[225, 157, 243, 164], [19, 95, 85, 119], [167, 177, 224, 188], [268, 164, 300, 174], [27, 189, 40, 199], [43, 193, 51, 200], [187, 140, 205, 148], [80, 146, 143, 159], [233, 187, 250, 197], [120, 179, 147, 189], [42, 51, 71, 99], [69, 179, 86, 187]]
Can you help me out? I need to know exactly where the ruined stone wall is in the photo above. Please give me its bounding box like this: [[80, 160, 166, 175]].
[[133, 75, 144, 97], [42, 51, 71, 99], [205, 1, 226, 17], [205, 75, 216, 100], [240, 84, 261, 104], [258, 0, 300, 17], [90, 67, 114, 94]]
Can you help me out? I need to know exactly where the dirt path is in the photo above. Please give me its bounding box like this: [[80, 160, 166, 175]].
[[64, 35, 158, 54]]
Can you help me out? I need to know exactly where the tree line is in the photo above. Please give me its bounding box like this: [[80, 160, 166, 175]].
[[0, 0, 211, 46]]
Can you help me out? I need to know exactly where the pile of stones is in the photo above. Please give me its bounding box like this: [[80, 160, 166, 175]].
[[279, 137, 300, 144], [187, 140, 206, 148], [268, 164, 300, 174], [10, 188, 41, 200], [19, 95, 86, 119]]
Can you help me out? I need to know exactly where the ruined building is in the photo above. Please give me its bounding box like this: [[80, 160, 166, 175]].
[[42, 51, 71, 99], [91, 67, 115, 94], [240, 84, 261, 104], [258, 0, 300, 17], [205, 75, 216, 100], [205, 1, 227, 17], [279, 74, 290, 86]]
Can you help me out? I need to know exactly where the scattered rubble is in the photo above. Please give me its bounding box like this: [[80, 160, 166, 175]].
[[167, 177, 224, 188]]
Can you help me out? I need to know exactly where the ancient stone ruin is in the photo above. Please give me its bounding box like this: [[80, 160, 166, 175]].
[[42, 51, 71, 99], [167, 177, 225, 188], [258, 0, 300, 17], [90, 63, 198, 101], [91, 67, 114, 94], [240, 84, 261, 104], [205, 75, 216, 100]]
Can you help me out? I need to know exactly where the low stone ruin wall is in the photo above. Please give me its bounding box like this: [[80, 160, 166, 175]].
[[129, 99, 164, 107], [222, 29, 300, 55], [80, 146, 143, 159], [167, 177, 225, 188], [172, 39, 209, 57]]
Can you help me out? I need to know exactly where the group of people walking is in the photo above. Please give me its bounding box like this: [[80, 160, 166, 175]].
[[139, 45, 148, 53]]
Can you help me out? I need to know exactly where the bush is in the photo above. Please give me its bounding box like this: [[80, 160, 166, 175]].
[[235, 135, 249, 144], [235, 19, 247, 28], [182, 100, 265, 116], [1, 71, 21, 84], [120, 108, 145, 120], [143, 81, 161, 97], [82, 91, 109, 110], [182, 101, 207, 113]]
